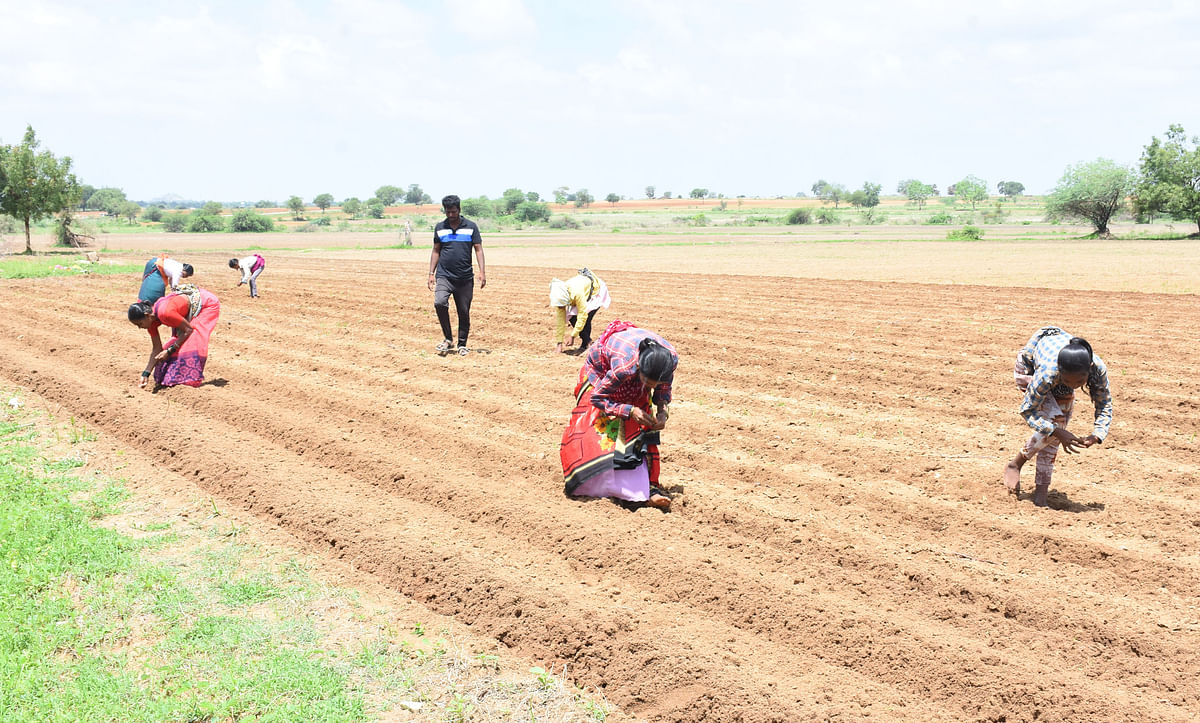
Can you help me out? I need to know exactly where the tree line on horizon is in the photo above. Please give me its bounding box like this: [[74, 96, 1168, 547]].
[[3, 124, 1200, 253]]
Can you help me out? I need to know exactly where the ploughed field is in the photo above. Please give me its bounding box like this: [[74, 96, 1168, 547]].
[[2, 253, 1198, 722]]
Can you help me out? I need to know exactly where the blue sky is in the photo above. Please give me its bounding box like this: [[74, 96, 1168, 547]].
[[2, 0, 1198, 202]]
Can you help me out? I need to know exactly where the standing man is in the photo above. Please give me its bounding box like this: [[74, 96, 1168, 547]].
[[428, 195, 486, 356]]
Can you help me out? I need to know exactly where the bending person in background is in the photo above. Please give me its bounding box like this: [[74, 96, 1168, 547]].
[[550, 268, 611, 354], [127, 285, 221, 388], [138, 254, 193, 304], [561, 320, 677, 510], [230, 254, 266, 298], [1003, 326, 1112, 507]]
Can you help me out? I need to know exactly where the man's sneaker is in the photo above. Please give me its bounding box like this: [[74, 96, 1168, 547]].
[[457, 345, 470, 356], [436, 339, 454, 355]]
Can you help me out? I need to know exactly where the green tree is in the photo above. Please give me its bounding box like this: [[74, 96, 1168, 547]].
[[313, 193, 334, 213], [662, 191, 673, 199], [953, 175, 988, 210], [254, 199, 274, 208], [201, 201, 223, 216], [605, 192, 620, 205], [898, 179, 935, 209], [366, 199, 385, 219], [161, 213, 188, 232], [119, 200, 142, 224], [404, 184, 426, 205], [500, 188, 526, 215], [1045, 158, 1133, 237], [525, 191, 540, 202], [287, 195, 305, 220], [689, 188, 708, 199], [514, 200, 551, 222], [86, 187, 127, 216], [645, 185, 655, 199], [461, 196, 494, 217], [375, 185, 402, 205], [230, 209, 275, 232], [141, 205, 164, 222], [341, 197, 362, 217], [848, 182, 881, 208], [573, 188, 593, 208], [1135, 124, 1200, 233], [187, 211, 224, 232], [997, 181, 1025, 200], [0, 125, 79, 254], [553, 186, 569, 204], [77, 183, 95, 210]]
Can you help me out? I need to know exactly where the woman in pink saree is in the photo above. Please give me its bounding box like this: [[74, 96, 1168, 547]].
[[127, 285, 221, 388]]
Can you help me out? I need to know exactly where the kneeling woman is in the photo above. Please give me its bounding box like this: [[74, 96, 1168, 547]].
[[560, 320, 677, 509], [127, 285, 221, 388]]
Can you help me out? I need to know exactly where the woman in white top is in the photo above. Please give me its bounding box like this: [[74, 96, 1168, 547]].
[[229, 254, 266, 298]]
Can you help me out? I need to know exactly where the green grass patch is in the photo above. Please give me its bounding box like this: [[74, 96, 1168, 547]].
[[0, 256, 142, 280], [0, 392, 614, 722]]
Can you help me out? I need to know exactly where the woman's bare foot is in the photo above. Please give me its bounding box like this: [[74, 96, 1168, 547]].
[[646, 493, 671, 510]]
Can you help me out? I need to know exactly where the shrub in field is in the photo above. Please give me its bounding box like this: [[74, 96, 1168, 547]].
[[513, 200, 550, 223], [860, 208, 886, 224], [186, 214, 224, 233], [926, 212, 953, 225], [981, 202, 1008, 224], [461, 196, 494, 217], [547, 215, 580, 229], [947, 225, 984, 240], [785, 208, 812, 225], [141, 205, 164, 222], [230, 210, 276, 232], [161, 213, 188, 232], [673, 213, 709, 227], [814, 208, 839, 224]]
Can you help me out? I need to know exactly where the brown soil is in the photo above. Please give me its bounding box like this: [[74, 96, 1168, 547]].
[[1, 254, 1198, 721]]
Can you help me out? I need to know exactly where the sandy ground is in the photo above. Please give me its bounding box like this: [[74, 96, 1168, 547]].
[[2, 242, 1199, 721]]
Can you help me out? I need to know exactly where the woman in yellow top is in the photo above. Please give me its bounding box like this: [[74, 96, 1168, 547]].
[[550, 268, 611, 353]]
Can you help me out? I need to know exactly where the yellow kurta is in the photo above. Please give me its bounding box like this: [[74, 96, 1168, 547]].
[[554, 273, 604, 342]]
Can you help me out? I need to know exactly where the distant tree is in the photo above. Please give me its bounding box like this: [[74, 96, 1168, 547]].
[[366, 199, 385, 219], [811, 179, 847, 208], [186, 211, 224, 232], [645, 185, 655, 199], [0, 126, 79, 253], [313, 193, 334, 213], [525, 191, 540, 202], [574, 188, 593, 208], [404, 184, 425, 205], [77, 183, 95, 210], [161, 213, 188, 232], [1045, 158, 1133, 237], [375, 185, 403, 205], [141, 205, 164, 222], [997, 181, 1025, 200], [229, 209, 275, 232], [605, 192, 620, 205], [201, 201, 223, 216], [954, 175, 988, 210], [254, 199, 274, 208], [87, 187, 127, 216], [662, 191, 673, 199], [785, 208, 812, 225], [513, 200, 551, 222], [287, 195, 305, 220], [341, 197, 362, 217], [552, 186, 570, 204], [689, 188, 708, 199], [897, 179, 935, 209], [462, 196, 494, 217], [119, 201, 142, 224], [1134, 124, 1200, 233], [500, 188, 526, 215], [848, 182, 881, 208]]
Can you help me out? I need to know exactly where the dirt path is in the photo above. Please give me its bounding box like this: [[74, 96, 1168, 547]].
[[2, 256, 1198, 721]]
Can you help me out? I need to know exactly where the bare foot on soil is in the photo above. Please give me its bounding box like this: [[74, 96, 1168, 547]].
[[647, 493, 671, 510], [1003, 463, 1021, 496]]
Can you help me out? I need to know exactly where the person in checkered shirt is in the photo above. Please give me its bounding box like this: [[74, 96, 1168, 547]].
[[1003, 326, 1112, 507]]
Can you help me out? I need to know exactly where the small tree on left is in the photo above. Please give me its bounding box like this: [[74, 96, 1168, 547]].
[[0, 126, 79, 254]]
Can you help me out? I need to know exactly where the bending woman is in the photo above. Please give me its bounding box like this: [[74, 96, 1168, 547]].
[[549, 268, 611, 353], [1003, 326, 1112, 507], [560, 319, 677, 510], [127, 285, 221, 388], [230, 254, 266, 298]]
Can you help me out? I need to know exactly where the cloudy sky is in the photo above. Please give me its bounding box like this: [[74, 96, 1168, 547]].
[[3, 0, 1197, 203]]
